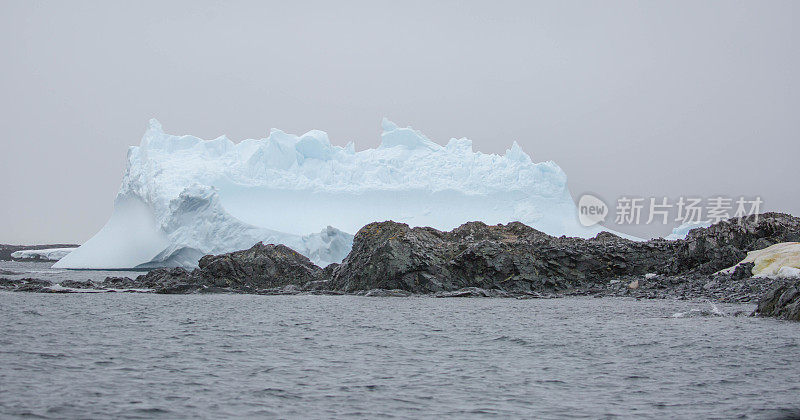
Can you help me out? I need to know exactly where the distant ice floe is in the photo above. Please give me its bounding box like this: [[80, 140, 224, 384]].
[[664, 220, 712, 240], [56, 118, 613, 270], [11, 248, 76, 261], [718, 242, 800, 279]]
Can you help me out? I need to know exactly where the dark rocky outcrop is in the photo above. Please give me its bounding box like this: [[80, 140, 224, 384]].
[[327, 213, 799, 295], [0, 277, 53, 292], [59, 279, 95, 289], [566, 273, 784, 304], [670, 213, 800, 275], [195, 243, 323, 288], [131, 242, 324, 293], [754, 280, 800, 321], [730, 262, 755, 281], [327, 220, 676, 293]]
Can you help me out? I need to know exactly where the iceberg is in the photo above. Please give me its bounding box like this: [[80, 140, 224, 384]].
[[56, 118, 605, 269], [11, 247, 76, 261]]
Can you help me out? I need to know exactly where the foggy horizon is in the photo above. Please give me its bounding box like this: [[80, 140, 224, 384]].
[[2, 0, 798, 244]]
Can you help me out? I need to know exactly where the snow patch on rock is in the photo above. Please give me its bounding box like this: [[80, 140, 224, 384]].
[[718, 242, 800, 279]]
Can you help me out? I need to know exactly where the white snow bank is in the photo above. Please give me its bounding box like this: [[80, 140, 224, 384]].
[[664, 220, 712, 240], [57, 118, 608, 270], [11, 248, 76, 261], [718, 242, 800, 279]]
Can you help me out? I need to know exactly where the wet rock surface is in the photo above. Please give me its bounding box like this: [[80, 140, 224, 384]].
[[565, 274, 785, 304], [753, 279, 800, 321], [327, 220, 677, 294], [3, 213, 799, 321], [0, 278, 54, 293]]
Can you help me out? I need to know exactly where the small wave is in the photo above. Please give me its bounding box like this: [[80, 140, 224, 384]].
[[671, 303, 727, 318], [671, 310, 723, 318], [491, 335, 532, 346], [252, 388, 302, 399], [709, 303, 726, 316], [126, 407, 173, 415], [35, 352, 68, 359]]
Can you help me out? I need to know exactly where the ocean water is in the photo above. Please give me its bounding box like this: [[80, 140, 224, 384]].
[[1, 291, 799, 419], [0, 260, 144, 283]]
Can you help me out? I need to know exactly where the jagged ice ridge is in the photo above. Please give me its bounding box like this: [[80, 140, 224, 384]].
[[56, 118, 605, 269]]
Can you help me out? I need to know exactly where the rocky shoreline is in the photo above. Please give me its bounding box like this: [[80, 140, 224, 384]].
[[2, 213, 799, 320]]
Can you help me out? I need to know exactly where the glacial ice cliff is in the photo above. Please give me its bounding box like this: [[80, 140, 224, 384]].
[[56, 118, 602, 269]]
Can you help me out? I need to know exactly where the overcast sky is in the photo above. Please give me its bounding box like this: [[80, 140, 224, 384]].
[[1, 0, 798, 244]]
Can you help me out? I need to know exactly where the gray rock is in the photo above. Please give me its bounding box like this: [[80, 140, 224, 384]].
[[195, 242, 323, 289], [328, 213, 799, 297], [59, 280, 95, 289], [0, 277, 53, 292], [127, 242, 324, 293], [328, 220, 675, 294], [155, 283, 204, 294], [731, 262, 755, 280], [672, 213, 800, 275], [131, 267, 194, 291], [97, 276, 148, 289], [754, 280, 800, 321]]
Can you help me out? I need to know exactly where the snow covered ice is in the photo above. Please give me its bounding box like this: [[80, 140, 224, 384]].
[[11, 248, 76, 261], [56, 118, 607, 269]]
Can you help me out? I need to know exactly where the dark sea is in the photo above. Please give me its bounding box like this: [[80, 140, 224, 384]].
[[1, 262, 799, 419]]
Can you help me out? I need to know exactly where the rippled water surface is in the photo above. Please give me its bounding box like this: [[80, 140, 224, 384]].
[[1, 292, 799, 419]]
